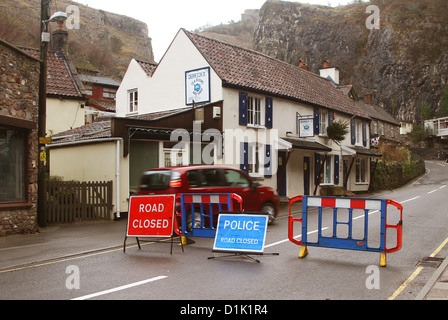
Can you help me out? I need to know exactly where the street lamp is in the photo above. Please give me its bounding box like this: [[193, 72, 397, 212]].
[[37, 1, 67, 228], [47, 11, 68, 23]]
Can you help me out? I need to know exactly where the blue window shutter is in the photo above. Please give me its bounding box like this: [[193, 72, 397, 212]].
[[350, 118, 356, 145], [334, 155, 340, 185], [265, 97, 273, 129], [362, 121, 367, 147], [314, 107, 320, 135], [240, 142, 249, 173], [315, 153, 321, 185], [239, 92, 248, 125], [264, 144, 272, 178]]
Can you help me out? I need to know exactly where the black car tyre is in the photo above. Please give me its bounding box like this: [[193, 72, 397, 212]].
[[186, 209, 202, 232], [261, 202, 276, 225]]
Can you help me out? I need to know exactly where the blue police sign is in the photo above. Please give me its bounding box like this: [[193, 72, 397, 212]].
[[213, 214, 268, 254]]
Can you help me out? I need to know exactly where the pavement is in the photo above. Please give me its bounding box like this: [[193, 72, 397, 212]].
[[0, 210, 447, 300]]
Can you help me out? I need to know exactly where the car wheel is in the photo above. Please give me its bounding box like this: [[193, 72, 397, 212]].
[[186, 209, 202, 232], [261, 202, 276, 225]]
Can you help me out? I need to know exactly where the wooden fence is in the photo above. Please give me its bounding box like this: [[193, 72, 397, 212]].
[[46, 180, 113, 223]]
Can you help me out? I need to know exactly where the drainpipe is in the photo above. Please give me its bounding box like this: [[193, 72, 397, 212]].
[[115, 139, 121, 220]]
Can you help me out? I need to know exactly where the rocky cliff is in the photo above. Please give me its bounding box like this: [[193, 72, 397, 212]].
[[252, 0, 448, 123], [199, 9, 260, 50], [0, 0, 154, 78]]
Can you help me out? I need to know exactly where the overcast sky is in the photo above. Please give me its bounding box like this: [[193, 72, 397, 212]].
[[72, 0, 356, 62]]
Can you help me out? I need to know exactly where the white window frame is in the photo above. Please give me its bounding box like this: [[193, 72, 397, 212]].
[[247, 96, 263, 127], [248, 144, 261, 177], [320, 155, 333, 185], [103, 87, 117, 99], [355, 158, 368, 184], [163, 148, 188, 167], [319, 110, 328, 136], [128, 89, 138, 114], [84, 84, 93, 96], [355, 120, 362, 146], [373, 121, 378, 135]]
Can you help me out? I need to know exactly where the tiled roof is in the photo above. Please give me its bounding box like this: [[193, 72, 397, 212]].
[[183, 29, 370, 119], [50, 120, 112, 145], [79, 74, 120, 87], [356, 101, 400, 126], [126, 107, 191, 120], [88, 99, 116, 112], [49, 108, 189, 145], [136, 59, 158, 77], [21, 48, 83, 99]]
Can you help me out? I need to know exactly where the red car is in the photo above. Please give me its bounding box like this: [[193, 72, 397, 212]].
[[137, 165, 279, 224]]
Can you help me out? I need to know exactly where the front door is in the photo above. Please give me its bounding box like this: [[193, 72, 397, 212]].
[[277, 151, 287, 197], [303, 156, 310, 195], [343, 159, 349, 189]]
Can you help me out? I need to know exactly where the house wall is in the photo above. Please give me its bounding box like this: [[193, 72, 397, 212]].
[[0, 41, 40, 235], [116, 30, 223, 116], [115, 59, 148, 117], [219, 87, 371, 196], [346, 155, 371, 192], [47, 97, 85, 135], [371, 119, 400, 142], [400, 122, 413, 135], [114, 29, 374, 198], [49, 140, 130, 215]]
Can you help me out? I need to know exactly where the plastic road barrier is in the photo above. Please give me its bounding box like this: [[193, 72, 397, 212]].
[[174, 193, 243, 243], [288, 195, 403, 267]]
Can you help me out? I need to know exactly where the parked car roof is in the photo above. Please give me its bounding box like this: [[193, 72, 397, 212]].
[[143, 165, 245, 172]]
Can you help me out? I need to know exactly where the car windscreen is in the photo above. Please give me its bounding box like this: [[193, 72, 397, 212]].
[[139, 171, 172, 190]]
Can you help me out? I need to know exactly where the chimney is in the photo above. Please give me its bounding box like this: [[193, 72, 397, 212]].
[[364, 93, 373, 105], [299, 60, 309, 71], [52, 21, 69, 56], [319, 60, 340, 85]]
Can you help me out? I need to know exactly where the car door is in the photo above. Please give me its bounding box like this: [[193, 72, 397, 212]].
[[222, 168, 258, 211]]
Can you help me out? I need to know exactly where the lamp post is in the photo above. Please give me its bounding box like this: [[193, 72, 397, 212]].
[[37, 0, 67, 228]]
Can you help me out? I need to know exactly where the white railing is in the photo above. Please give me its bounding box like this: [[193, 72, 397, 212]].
[[438, 127, 448, 137]]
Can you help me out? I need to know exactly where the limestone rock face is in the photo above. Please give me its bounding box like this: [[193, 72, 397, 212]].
[[252, 1, 448, 123]]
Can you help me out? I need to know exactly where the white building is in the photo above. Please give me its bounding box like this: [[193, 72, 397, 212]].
[[115, 29, 378, 197], [425, 117, 448, 139], [50, 28, 380, 217]]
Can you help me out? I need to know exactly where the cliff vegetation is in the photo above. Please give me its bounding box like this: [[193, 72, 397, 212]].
[[0, 0, 154, 78]]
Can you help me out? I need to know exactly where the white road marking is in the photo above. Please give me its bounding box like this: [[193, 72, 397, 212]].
[[400, 196, 420, 203], [264, 227, 328, 248], [71, 276, 168, 300]]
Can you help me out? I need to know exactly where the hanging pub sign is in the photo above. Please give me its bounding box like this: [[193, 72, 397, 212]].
[[185, 67, 210, 105], [299, 118, 314, 138]]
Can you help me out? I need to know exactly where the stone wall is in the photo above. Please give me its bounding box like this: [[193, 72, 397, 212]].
[[0, 39, 40, 236]]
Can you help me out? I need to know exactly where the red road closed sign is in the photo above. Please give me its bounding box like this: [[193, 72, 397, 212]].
[[127, 195, 175, 237]]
